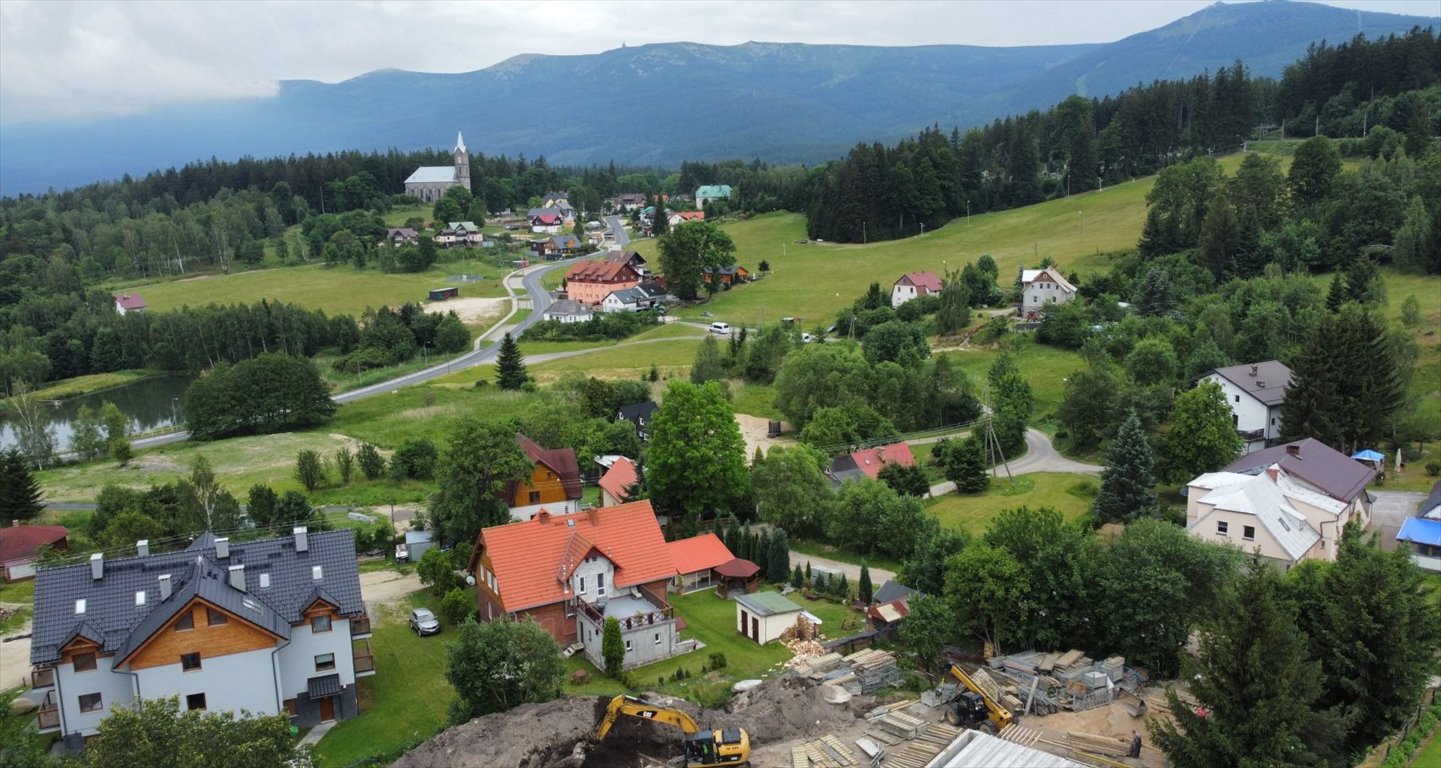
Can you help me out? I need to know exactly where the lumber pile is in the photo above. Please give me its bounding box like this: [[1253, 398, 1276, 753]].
[[981, 648, 1150, 714], [793, 735, 860, 767], [826, 649, 901, 694], [877, 723, 962, 768], [793, 651, 845, 677]]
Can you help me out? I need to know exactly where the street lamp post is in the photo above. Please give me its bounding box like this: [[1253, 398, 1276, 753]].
[[171, 397, 179, 425]]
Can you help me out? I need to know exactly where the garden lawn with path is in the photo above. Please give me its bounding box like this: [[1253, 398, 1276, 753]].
[[925, 472, 1098, 536]]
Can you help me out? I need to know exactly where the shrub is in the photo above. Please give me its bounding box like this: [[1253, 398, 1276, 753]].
[[1426, 460, 1441, 477], [441, 588, 472, 625], [707, 652, 728, 670]]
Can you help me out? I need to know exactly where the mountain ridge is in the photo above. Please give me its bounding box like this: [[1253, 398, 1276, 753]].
[[1, 0, 1434, 195]]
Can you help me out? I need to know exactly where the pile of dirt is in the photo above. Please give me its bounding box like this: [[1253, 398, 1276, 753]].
[[716, 675, 872, 745], [393, 697, 606, 768]]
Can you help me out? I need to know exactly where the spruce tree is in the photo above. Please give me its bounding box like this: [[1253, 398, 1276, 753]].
[[0, 448, 45, 524], [768, 528, 790, 583], [1324, 272, 1346, 312], [494, 333, 528, 390], [1281, 305, 1407, 452], [1151, 561, 1341, 768], [1092, 410, 1158, 523], [791, 564, 804, 589], [650, 196, 669, 236], [858, 563, 874, 605]]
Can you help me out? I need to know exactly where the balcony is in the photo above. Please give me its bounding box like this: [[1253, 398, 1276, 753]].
[[350, 614, 372, 638], [30, 667, 54, 690], [576, 593, 675, 631], [37, 692, 59, 732], [353, 639, 376, 678]]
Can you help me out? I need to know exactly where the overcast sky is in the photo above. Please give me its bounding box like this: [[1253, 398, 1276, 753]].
[[1, 0, 1436, 124]]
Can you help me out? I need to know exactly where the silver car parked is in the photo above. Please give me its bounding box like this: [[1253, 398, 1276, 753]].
[[409, 608, 441, 636]]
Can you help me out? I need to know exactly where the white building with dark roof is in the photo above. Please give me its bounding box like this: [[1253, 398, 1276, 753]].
[[1185, 462, 1361, 567], [404, 131, 470, 202], [1202, 361, 1292, 453], [27, 528, 372, 749]]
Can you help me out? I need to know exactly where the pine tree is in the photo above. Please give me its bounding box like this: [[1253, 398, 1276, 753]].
[[791, 564, 804, 588], [768, 529, 790, 583], [1092, 410, 1158, 523], [494, 333, 528, 390], [1150, 561, 1341, 768], [1325, 272, 1346, 312], [0, 448, 45, 524], [858, 563, 874, 605]]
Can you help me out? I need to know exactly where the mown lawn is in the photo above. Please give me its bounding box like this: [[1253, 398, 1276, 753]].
[[311, 589, 457, 768], [926, 472, 1099, 536], [940, 335, 1089, 423], [127, 260, 507, 316], [0, 579, 36, 605], [732, 383, 783, 420]]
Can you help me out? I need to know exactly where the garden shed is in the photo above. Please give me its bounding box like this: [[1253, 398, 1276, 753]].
[[735, 591, 803, 645]]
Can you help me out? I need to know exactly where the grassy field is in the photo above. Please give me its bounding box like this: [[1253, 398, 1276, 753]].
[[17, 371, 159, 402], [127, 260, 508, 316], [925, 472, 1099, 536], [939, 335, 1089, 423], [311, 589, 455, 768]]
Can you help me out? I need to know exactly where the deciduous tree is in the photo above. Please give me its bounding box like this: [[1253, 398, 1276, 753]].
[[898, 593, 956, 673], [446, 617, 563, 723], [751, 445, 832, 537], [295, 450, 325, 492], [1163, 382, 1242, 482], [646, 381, 749, 518], [657, 221, 735, 300], [945, 542, 1027, 653], [689, 335, 727, 384], [430, 418, 533, 543], [184, 354, 334, 440], [357, 443, 386, 480], [70, 405, 105, 461]]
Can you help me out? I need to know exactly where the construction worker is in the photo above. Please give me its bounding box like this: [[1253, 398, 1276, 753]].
[[1129, 730, 1142, 758]]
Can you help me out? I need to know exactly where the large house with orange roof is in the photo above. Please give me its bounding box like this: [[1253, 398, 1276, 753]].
[[505, 434, 583, 521], [466, 501, 693, 670], [565, 259, 641, 306], [666, 533, 735, 594], [828, 442, 915, 487]]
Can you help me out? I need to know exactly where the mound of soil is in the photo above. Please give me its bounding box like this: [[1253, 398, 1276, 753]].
[[393, 697, 605, 768]]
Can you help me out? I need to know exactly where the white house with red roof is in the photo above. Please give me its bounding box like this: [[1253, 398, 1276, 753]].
[[466, 501, 693, 670], [666, 533, 735, 594], [891, 271, 943, 308], [828, 442, 915, 487], [0, 524, 68, 581], [1019, 267, 1077, 319], [598, 457, 638, 507], [112, 294, 146, 315]]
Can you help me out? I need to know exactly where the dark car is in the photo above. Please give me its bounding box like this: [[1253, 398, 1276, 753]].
[[409, 608, 441, 636]]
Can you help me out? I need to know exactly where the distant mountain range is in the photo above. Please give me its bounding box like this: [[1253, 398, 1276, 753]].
[[2, 0, 1435, 195]]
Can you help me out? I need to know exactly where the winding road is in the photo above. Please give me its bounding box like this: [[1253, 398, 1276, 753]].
[[921, 428, 1101, 497]]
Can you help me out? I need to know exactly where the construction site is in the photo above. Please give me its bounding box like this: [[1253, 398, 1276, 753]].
[[393, 646, 1182, 768]]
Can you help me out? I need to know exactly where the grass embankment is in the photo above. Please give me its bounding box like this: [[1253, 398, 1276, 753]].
[[926, 472, 1099, 536], [126, 260, 507, 316], [16, 371, 159, 402]]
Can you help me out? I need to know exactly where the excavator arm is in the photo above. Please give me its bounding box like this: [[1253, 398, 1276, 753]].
[[595, 695, 702, 741], [949, 664, 1016, 730], [594, 695, 751, 767]]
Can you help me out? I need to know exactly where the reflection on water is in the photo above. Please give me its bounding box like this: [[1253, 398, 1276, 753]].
[[0, 375, 195, 453]]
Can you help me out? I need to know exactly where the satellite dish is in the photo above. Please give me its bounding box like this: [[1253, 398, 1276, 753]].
[[465, 574, 476, 586]]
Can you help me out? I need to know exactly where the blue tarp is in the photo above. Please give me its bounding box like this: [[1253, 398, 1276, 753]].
[[1397, 517, 1441, 547], [1352, 449, 1386, 462]]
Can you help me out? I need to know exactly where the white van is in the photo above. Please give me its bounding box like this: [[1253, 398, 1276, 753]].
[[709, 322, 731, 335]]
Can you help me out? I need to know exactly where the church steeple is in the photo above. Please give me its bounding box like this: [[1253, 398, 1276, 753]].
[[452, 130, 470, 192]]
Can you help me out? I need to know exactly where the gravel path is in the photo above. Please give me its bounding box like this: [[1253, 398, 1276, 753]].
[[786, 552, 896, 585]]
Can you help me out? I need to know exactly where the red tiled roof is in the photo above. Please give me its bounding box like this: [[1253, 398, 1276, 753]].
[[849, 442, 915, 480], [896, 271, 942, 294], [472, 501, 675, 613], [674, 211, 705, 221], [565, 260, 640, 284], [598, 457, 638, 504], [113, 294, 146, 310], [533, 213, 562, 225], [0, 525, 68, 565], [667, 533, 734, 575], [516, 433, 583, 500], [714, 558, 760, 579]]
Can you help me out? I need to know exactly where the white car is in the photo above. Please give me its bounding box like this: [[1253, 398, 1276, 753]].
[[801, 333, 815, 343]]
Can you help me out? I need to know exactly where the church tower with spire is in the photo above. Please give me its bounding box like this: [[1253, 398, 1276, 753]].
[[452, 130, 470, 192]]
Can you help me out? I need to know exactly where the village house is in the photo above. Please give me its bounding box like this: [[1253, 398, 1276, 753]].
[[891, 271, 943, 308], [467, 501, 693, 670], [701, 264, 750, 287], [666, 533, 735, 594], [505, 433, 583, 521], [380, 228, 419, 248], [0, 524, 68, 582], [617, 401, 659, 441], [403, 132, 469, 202], [695, 185, 733, 209], [112, 294, 146, 315], [533, 234, 582, 259], [668, 210, 705, 227], [1224, 438, 1374, 525], [565, 259, 641, 306], [827, 442, 915, 487], [1201, 361, 1293, 453], [541, 191, 570, 210], [604, 250, 649, 277], [434, 221, 483, 248], [601, 282, 668, 314], [610, 192, 647, 211], [530, 213, 564, 234], [1396, 481, 1441, 572], [541, 299, 594, 324], [598, 456, 638, 507], [28, 528, 372, 748], [1019, 267, 1077, 320]]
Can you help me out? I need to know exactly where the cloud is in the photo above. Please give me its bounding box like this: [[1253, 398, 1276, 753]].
[[2, 0, 1436, 124]]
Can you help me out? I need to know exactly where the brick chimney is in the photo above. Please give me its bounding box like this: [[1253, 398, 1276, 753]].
[[536, 509, 552, 524], [1265, 465, 1280, 482]]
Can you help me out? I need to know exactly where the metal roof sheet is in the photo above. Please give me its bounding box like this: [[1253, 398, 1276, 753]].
[[404, 166, 457, 184], [1398, 517, 1441, 548], [734, 591, 802, 617]]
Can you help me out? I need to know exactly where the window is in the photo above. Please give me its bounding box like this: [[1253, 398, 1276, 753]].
[[579, 576, 587, 594], [529, 491, 541, 504], [1234, 394, 1241, 403], [312, 566, 323, 581], [597, 573, 606, 597], [185, 693, 206, 711], [175, 611, 195, 631], [74, 599, 85, 615], [624, 640, 633, 652], [135, 591, 146, 606], [1243, 525, 1256, 541], [315, 653, 336, 672], [1216, 521, 1229, 536], [181, 653, 201, 671], [565, 599, 576, 619], [206, 608, 227, 626], [259, 573, 271, 589], [79, 693, 103, 713], [654, 633, 661, 645], [73, 652, 97, 672], [311, 614, 332, 632]]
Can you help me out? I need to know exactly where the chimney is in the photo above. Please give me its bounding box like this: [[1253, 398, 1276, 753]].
[[90, 552, 103, 580], [1285, 444, 1301, 458], [1265, 466, 1280, 482], [1250, 364, 1258, 376], [215, 537, 230, 559], [136, 539, 149, 558], [294, 526, 308, 553], [159, 574, 172, 601], [587, 507, 600, 526], [536, 509, 551, 525], [228, 564, 246, 592]]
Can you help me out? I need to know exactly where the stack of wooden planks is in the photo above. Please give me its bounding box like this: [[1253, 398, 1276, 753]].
[[877, 723, 962, 768], [791, 735, 861, 767]]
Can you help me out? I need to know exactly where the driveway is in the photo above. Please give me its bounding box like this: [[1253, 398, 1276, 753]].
[[927, 428, 1101, 496], [1368, 490, 1426, 550], [786, 552, 895, 585], [1, 609, 32, 693]]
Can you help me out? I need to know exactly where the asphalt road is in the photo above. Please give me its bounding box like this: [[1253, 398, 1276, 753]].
[[605, 215, 630, 247], [924, 428, 1102, 496], [129, 257, 577, 453], [1367, 490, 1426, 550]]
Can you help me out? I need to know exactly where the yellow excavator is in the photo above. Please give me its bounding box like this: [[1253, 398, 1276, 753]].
[[593, 694, 751, 767], [944, 664, 1016, 734]]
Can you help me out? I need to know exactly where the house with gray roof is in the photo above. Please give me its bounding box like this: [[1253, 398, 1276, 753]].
[[403, 131, 470, 203], [1202, 361, 1292, 453], [28, 528, 372, 749]]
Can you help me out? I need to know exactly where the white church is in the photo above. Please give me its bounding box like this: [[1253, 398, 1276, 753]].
[[404, 132, 470, 202]]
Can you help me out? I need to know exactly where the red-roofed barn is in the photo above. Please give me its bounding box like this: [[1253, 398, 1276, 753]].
[[666, 533, 735, 594], [828, 442, 915, 486], [0, 524, 69, 581], [467, 501, 692, 670]]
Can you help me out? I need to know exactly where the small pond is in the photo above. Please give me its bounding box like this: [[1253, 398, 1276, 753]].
[[0, 374, 196, 453]]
